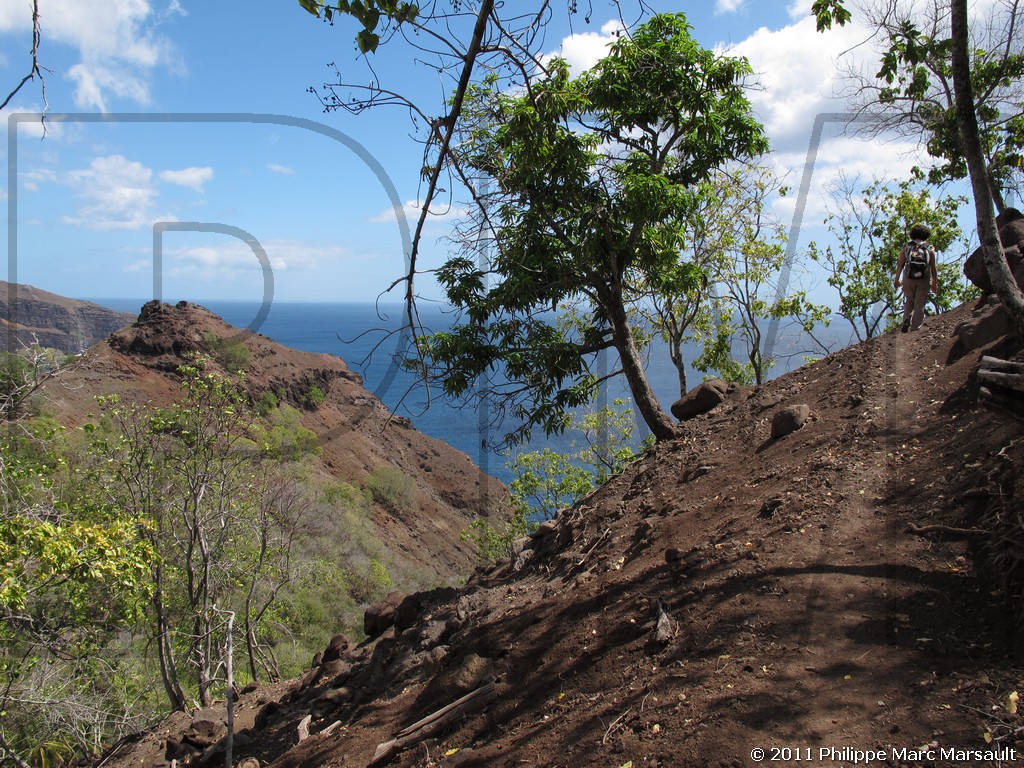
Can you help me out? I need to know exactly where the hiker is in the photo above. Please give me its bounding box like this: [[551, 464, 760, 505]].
[[893, 223, 939, 333]]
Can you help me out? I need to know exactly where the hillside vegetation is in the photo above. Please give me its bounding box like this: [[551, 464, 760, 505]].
[[1, 299, 505, 758]]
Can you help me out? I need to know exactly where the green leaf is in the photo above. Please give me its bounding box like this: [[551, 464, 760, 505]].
[[357, 29, 380, 53]]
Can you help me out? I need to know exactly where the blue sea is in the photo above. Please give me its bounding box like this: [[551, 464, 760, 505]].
[[94, 299, 849, 483]]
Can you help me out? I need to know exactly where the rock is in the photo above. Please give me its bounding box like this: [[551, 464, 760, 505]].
[[998, 209, 1024, 248], [321, 633, 351, 664], [184, 718, 224, 749], [394, 586, 458, 632], [954, 300, 1013, 352], [452, 654, 494, 693], [364, 591, 407, 638], [392, 644, 449, 683], [530, 519, 558, 538], [759, 497, 784, 518], [654, 597, 676, 645], [671, 379, 728, 421], [164, 737, 199, 762], [418, 619, 449, 650], [511, 536, 535, 571], [311, 686, 353, 716], [313, 658, 352, 686], [0, 280, 134, 354], [254, 700, 281, 730], [963, 208, 1024, 292], [770, 404, 810, 439], [394, 592, 427, 632]]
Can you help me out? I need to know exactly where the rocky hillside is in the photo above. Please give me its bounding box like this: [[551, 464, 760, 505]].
[[0, 281, 134, 353], [43, 299, 505, 585], [87, 297, 1024, 768]]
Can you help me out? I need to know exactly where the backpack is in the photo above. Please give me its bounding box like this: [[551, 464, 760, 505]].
[[906, 240, 930, 280]]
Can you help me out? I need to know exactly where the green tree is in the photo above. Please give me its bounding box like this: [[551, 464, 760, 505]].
[[301, 1, 651, 319], [702, 166, 827, 385], [418, 14, 767, 445], [828, 0, 1024, 211], [815, 0, 1024, 345], [507, 399, 649, 520], [808, 175, 971, 340], [466, 398, 647, 562], [0, 357, 152, 765], [88, 358, 308, 709]]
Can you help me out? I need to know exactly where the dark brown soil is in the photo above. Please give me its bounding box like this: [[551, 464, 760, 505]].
[[91, 299, 1024, 768]]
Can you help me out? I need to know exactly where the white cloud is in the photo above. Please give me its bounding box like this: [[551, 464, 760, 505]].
[[787, 0, 812, 21], [21, 166, 58, 192], [0, 0, 184, 111], [716, 0, 745, 14], [371, 199, 467, 225], [267, 163, 294, 175], [545, 19, 623, 74], [164, 238, 349, 283], [159, 166, 213, 192], [729, 13, 871, 156], [62, 154, 162, 230], [769, 135, 926, 228]]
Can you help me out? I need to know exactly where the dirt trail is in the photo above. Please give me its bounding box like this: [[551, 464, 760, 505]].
[[767, 330, 929, 749]]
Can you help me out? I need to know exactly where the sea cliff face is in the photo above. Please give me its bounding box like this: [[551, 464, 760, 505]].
[[1, 281, 134, 354]]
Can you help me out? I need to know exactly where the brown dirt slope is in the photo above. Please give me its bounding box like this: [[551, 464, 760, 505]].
[[45, 299, 505, 584], [94, 299, 1024, 768]]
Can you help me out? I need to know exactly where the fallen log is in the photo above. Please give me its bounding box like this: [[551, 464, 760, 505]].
[[980, 356, 1024, 374], [978, 356, 1024, 422], [977, 369, 1024, 390], [370, 682, 496, 766]]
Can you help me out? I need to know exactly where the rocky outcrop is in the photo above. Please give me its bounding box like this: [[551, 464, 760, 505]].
[[0, 281, 134, 354], [963, 207, 1024, 293]]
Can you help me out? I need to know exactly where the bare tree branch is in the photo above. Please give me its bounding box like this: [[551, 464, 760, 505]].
[[1, 0, 49, 122]]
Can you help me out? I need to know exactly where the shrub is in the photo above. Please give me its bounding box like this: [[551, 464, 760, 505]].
[[303, 384, 326, 409], [261, 405, 320, 460], [461, 509, 531, 564], [255, 390, 279, 416], [364, 467, 415, 514], [201, 332, 251, 374]]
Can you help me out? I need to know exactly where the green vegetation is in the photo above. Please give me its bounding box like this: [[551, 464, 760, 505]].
[[258, 403, 321, 460], [0, 350, 154, 764], [363, 466, 416, 515], [0, 350, 438, 762], [303, 383, 326, 409], [508, 399, 651, 520], [808, 177, 974, 340], [465, 399, 650, 564], [814, 0, 1024, 342], [201, 330, 252, 374], [417, 13, 768, 445]]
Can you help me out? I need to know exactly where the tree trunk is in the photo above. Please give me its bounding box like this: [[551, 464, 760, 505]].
[[153, 567, 187, 711], [950, 0, 1024, 340], [606, 295, 680, 442]]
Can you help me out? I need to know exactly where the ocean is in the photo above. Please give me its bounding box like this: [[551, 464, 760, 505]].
[[94, 298, 847, 483]]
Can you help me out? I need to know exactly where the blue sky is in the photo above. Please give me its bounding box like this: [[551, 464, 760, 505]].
[[0, 1, 967, 304]]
